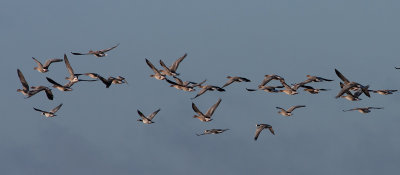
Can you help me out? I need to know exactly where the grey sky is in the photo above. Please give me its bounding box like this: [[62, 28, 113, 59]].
[[2, 0, 400, 174]]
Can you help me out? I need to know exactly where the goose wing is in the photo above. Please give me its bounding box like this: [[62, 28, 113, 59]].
[[50, 103, 63, 113], [205, 98, 222, 117], [43, 58, 63, 68], [287, 105, 306, 112], [148, 109, 161, 120], [17, 69, 29, 91], [335, 69, 350, 84], [100, 43, 119, 53], [32, 57, 43, 69], [170, 53, 187, 72]]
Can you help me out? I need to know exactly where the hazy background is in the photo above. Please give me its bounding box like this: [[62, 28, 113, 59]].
[[2, 0, 400, 174]]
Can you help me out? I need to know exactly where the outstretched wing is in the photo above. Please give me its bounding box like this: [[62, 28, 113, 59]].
[[137, 110, 148, 120], [64, 54, 75, 77], [335, 69, 350, 84], [17, 69, 29, 91], [191, 103, 204, 116], [148, 109, 161, 120], [145, 59, 161, 75], [32, 57, 43, 69], [221, 79, 235, 88], [33, 107, 47, 113], [170, 53, 187, 72], [288, 105, 306, 112], [254, 125, 266, 141], [100, 43, 119, 53], [43, 58, 63, 68], [71, 52, 91, 55], [50, 103, 63, 113], [205, 98, 222, 117], [46, 77, 63, 87]]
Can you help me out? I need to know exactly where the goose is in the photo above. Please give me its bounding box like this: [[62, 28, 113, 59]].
[[192, 98, 222, 122], [32, 57, 63, 73], [196, 129, 229, 136], [278, 79, 299, 95], [71, 43, 119, 57], [17, 69, 53, 100], [259, 74, 283, 86], [368, 89, 397, 95], [63, 54, 81, 83], [221, 76, 251, 88], [254, 124, 275, 141], [334, 69, 370, 98], [339, 82, 363, 101], [343, 107, 383, 114], [137, 109, 161, 124], [145, 59, 166, 80], [191, 85, 225, 99], [276, 105, 306, 116], [159, 53, 187, 76], [33, 104, 63, 117]]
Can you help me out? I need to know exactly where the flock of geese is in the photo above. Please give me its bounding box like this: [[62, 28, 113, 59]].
[[16, 43, 398, 141]]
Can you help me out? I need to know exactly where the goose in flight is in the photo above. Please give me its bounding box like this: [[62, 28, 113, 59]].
[[192, 98, 222, 122], [33, 104, 63, 117], [276, 105, 306, 116], [334, 69, 370, 98], [17, 69, 53, 100], [301, 75, 334, 84], [221, 76, 251, 88], [342, 107, 383, 114], [32, 57, 63, 73], [196, 129, 229, 136], [137, 109, 161, 124], [278, 79, 299, 95], [63, 54, 81, 83], [159, 53, 187, 76], [146, 59, 166, 80], [71, 43, 119, 57], [254, 124, 275, 141]]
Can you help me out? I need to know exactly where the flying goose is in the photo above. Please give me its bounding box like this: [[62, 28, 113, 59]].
[[334, 69, 370, 98], [196, 129, 229, 136], [32, 57, 63, 73], [339, 82, 363, 101], [254, 124, 275, 141], [33, 104, 63, 117], [146, 59, 166, 80], [192, 98, 222, 122], [137, 109, 161, 124], [368, 89, 397, 95], [71, 43, 119, 57], [342, 107, 383, 114], [17, 69, 53, 100], [278, 79, 299, 95], [276, 105, 306, 116], [63, 54, 81, 83], [191, 85, 225, 99], [46, 77, 73, 91], [221, 76, 251, 88], [158, 53, 187, 76]]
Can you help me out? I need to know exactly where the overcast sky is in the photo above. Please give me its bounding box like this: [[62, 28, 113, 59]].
[[2, 0, 400, 174]]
